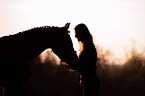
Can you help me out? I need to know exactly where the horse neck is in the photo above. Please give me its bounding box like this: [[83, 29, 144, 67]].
[[0, 27, 56, 64]]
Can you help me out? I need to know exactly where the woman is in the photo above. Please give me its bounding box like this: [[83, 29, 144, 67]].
[[75, 24, 100, 96]]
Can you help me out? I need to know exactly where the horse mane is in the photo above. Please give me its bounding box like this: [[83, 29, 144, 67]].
[[0, 26, 63, 44], [1, 26, 50, 37]]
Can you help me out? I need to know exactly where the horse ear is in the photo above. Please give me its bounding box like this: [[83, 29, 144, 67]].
[[64, 23, 70, 29]]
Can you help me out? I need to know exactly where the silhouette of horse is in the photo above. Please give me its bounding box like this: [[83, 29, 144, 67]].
[[0, 23, 79, 96]]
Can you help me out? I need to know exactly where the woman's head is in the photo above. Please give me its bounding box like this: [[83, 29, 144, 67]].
[[75, 23, 93, 43]]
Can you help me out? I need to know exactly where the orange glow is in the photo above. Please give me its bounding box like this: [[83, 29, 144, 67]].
[[78, 41, 84, 52]]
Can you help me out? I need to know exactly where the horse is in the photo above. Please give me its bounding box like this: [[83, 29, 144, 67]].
[[0, 23, 79, 96]]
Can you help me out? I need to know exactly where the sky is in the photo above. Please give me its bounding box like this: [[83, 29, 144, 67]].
[[0, 0, 145, 64]]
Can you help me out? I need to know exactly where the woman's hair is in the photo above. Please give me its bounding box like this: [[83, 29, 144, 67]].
[[75, 23, 93, 43]]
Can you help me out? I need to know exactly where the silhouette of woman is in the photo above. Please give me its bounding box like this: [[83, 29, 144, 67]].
[[75, 24, 100, 96]]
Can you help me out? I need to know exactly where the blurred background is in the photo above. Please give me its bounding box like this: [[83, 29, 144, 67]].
[[24, 45, 145, 96], [0, 0, 145, 96]]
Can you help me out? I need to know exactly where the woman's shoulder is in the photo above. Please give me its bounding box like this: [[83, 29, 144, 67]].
[[85, 43, 96, 52], [80, 43, 97, 57]]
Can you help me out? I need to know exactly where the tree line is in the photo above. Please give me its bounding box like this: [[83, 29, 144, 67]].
[[25, 45, 145, 96]]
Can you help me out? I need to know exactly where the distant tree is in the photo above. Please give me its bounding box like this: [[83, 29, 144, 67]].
[[122, 41, 144, 77], [96, 45, 114, 78], [96, 45, 113, 65]]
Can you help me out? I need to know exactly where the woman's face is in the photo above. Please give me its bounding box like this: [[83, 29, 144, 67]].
[[75, 30, 83, 42]]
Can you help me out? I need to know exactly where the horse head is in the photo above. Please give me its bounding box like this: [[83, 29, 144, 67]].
[[51, 23, 80, 71]]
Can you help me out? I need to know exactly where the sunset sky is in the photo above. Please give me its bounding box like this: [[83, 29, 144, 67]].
[[0, 0, 145, 64]]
